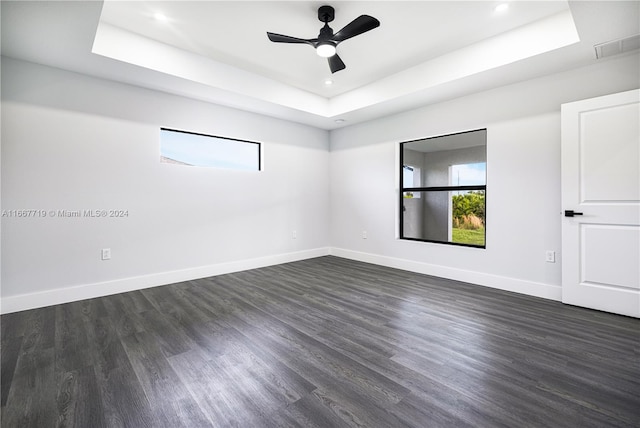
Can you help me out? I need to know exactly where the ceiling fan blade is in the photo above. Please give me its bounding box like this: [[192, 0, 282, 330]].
[[267, 32, 315, 46], [332, 15, 380, 43], [328, 54, 346, 73]]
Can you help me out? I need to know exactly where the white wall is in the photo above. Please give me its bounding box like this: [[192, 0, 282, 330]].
[[2, 53, 638, 313], [329, 53, 640, 300], [1, 58, 330, 312]]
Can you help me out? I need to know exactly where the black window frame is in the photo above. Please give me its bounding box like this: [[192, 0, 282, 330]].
[[399, 128, 487, 249]]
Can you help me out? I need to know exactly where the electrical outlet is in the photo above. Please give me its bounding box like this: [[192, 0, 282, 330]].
[[545, 250, 555, 263], [101, 248, 111, 260], [362, 231, 367, 239], [292, 230, 297, 239]]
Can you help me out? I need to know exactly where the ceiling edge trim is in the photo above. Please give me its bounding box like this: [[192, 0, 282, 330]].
[[329, 10, 580, 116], [92, 22, 331, 117]]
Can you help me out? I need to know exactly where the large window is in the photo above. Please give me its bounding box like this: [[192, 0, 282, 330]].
[[400, 129, 487, 247], [160, 128, 261, 171]]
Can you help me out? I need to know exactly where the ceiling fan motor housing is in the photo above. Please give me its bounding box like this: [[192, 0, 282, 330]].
[[318, 24, 335, 42]]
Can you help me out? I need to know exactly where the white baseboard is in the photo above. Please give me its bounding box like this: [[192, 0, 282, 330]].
[[329, 247, 562, 302], [1, 246, 561, 314], [0, 247, 330, 314]]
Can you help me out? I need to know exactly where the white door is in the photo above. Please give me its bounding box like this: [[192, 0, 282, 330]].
[[561, 89, 640, 318]]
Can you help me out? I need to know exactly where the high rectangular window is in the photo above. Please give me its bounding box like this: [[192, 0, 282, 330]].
[[400, 129, 487, 247], [160, 128, 261, 171]]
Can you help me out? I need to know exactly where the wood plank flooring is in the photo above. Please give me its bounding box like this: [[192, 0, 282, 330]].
[[1, 256, 639, 427]]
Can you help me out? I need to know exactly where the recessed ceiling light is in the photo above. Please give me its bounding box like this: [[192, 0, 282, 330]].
[[154, 12, 168, 22], [494, 3, 509, 13], [324, 79, 333, 86]]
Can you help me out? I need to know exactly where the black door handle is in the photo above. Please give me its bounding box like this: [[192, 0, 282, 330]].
[[564, 210, 584, 217]]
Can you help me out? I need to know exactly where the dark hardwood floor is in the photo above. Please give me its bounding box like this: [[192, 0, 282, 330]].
[[1, 256, 639, 427]]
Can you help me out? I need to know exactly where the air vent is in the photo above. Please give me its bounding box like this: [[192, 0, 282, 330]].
[[594, 34, 640, 59]]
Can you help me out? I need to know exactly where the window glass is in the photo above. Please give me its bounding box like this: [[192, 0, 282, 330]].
[[400, 129, 486, 247], [451, 163, 486, 186], [403, 165, 421, 198], [160, 128, 260, 171]]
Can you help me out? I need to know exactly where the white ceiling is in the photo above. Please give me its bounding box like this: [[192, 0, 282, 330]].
[[97, 1, 570, 97], [2, 1, 639, 130]]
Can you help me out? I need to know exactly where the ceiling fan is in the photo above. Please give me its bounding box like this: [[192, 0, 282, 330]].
[[266, 5, 380, 74]]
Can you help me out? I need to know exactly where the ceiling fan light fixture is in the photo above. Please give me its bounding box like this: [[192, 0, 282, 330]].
[[267, 5, 380, 72], [316, 42, 337, 58]]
